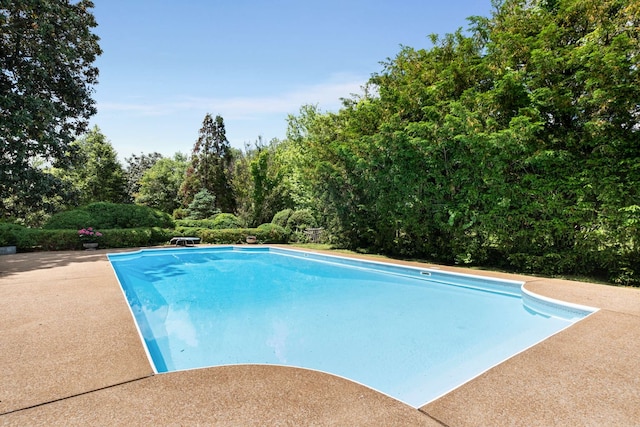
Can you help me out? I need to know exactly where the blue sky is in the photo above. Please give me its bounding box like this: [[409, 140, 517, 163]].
[[90, 1, 494, 159]]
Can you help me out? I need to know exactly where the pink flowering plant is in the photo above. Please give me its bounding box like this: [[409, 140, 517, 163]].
[[78, 227, 103, 243]]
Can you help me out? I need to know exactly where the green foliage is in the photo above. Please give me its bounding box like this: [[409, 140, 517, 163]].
[[232, 138, 310, 228], [181, 114, 236, 212], [212, 213, 243, 229], [173, 208, 189, 219], [3, 0, 639, 286], [0, 222, 25, 246], [286, 209, 317, 232], [13, 227, 174, 251], [287, 0, 640, 285], [98, 227, 175, 248], [42, 210, 93, 230], [1, 0, 102, 217], [186, 189, 220, 220], [124, 152, 163, 201], [50, 126, 128, 205], [255, 223, 288, 243], [174, 226, 288, 244], [175, 219, 217, 229], [43, 202, 174, 230], [135, 154, 188, 213], [249, 141, 296, 225], [272, 209, 293, 228], [176, 213, 243, 229]]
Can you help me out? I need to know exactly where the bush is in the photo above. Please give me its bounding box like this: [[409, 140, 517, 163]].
[[286, 209, 317, 232], [41, 210, 93, 230], [272, 209, 293, 228], [198, 228, 249, 244], [175, 219, 217, 229], [187, 189, 219, 219], [173, 226, 288, 244], [43, 202, 174, 230], [211, 213, 243, 229], [0, 222, 27, 246], [256, 223, 288, 242], [176, 214, 244, 230], [173, 208, 188, 220], [98, 227, 175, 248], [10, 227, 174, 251]]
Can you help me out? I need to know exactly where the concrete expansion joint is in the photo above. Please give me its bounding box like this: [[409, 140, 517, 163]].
[[417, 408, 450, 427], [0, 374, 153, 417]]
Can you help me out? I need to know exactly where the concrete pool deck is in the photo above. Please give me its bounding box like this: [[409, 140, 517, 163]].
[[1, 247, 639, 426]]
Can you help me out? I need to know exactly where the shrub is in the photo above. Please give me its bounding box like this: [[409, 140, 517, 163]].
[[187, 189, 219, 219], [82, 202, 174, 228], [0, 222, 26, 246], [99, 227, 175, 248], [271, 209, 293, 228], [175, 219, 217, 229], [11, 227, 175, 251], [198, 228, 248, 244], [211, 213, 243, 229], [41, 210, 93, 230], [173, 226, 288, 244], [287, 209, 317, 232], [173, 208, 188, 220], [43, 203, 174, 230], [30, 229, 80, 251], [176, 214, 244, 230], [256, 223, 288, 243]]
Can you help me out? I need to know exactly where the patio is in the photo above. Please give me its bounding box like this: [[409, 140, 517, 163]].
[[1, 248, 638, 426]]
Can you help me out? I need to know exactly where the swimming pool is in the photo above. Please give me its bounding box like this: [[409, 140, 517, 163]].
[[108, 246, 597, 407]]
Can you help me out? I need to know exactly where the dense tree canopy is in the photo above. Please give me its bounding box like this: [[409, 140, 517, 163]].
[[135, 153, 188, 214], [124, 151, 163, 201], [289, 0, 639, 284], [0, 0, 101, 215], [51, 126, 128, 205]]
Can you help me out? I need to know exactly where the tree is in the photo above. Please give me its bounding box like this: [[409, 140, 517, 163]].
[[288, 0, 639, 284], [187, 188, 219, 220], [249, 140, 296, 226], [181, 114, 236, 212], [0, 0, 102, 217], [135, 153, 188, 214], [52, 126, 127, 205], [124, 152, 163, 201]]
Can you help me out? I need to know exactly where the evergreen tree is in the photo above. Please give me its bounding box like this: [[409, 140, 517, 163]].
[[52, 126, 128, 205], [181, 114, 236, 212]]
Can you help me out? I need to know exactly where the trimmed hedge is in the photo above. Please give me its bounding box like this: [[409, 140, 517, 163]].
[[44, 202, 174, 230], [7, 227, 175, 251], [271, 209, 293, 228], [3, 221, 287, 252], [211, 213, 243, 229], [0, 222, 26, 246], [176, 213, 243, 230], [175, 224, 288, 244]]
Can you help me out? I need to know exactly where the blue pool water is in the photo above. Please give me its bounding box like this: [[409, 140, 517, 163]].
[[108, 247, 596, 407]]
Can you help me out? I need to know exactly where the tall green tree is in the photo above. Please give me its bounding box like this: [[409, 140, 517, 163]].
[[290, 0, 639, 284], [124, 152, 163, 201], [248, 139, 295, 226], [181, 114, 236, 212], [135, 153, 188, 214], [52, 126, 128, 205], [0, 0, 101, 217]]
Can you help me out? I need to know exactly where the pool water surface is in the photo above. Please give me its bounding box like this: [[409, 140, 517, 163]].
[[108, 247, 596, 407]]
